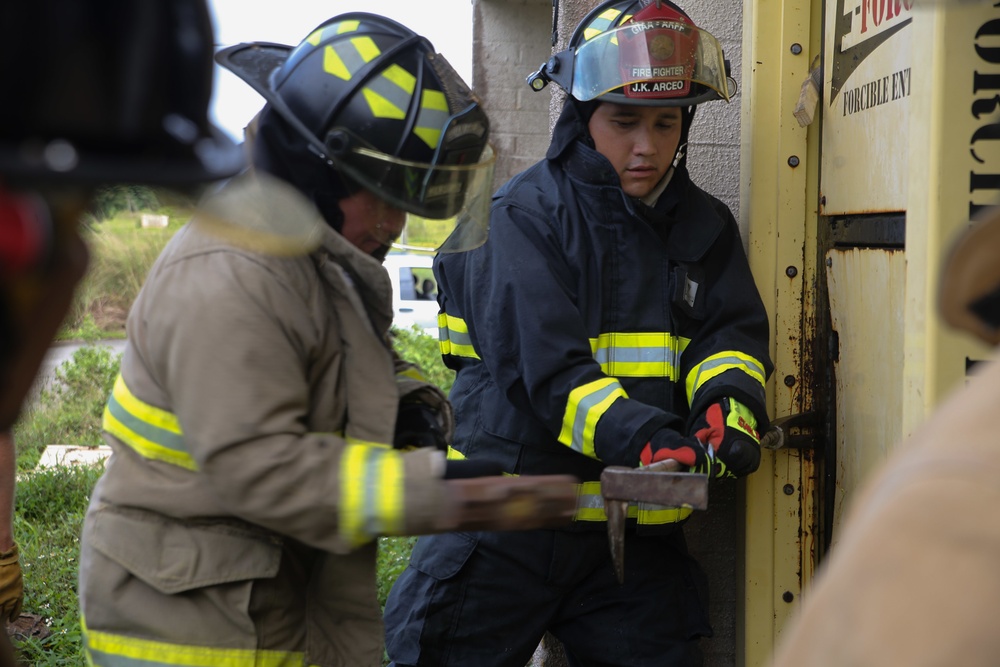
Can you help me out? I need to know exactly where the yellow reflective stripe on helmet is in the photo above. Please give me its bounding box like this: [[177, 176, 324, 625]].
[[583, 7, 624, 41], [413, 89, 451, 149], [334, 19, 361, 35], [323, 36, 381, 81], [575, 481, 691, 524], [363, 64, 416, 120], [339, 445, 405, 546], [438, 313, 480, 359], [351, 35, 381, 63], [590, 332, 691, 380], [306, 29, 324, 46], [558, 377, 627, 459], [307, 19, 361, 47], [685, 351, 767, 405], [102, 374, 197, 471], [82, 616, 307, 666], [381, 63, 417, 93]]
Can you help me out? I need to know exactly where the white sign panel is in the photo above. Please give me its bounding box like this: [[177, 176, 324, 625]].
[[822, 0, 914, 215]]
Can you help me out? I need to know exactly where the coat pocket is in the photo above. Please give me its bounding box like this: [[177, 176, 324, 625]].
[[89, 508, 283, 595], [408, 532, 478, 580]]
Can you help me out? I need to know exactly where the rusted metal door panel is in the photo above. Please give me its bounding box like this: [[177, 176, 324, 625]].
[[825, 247, 905, 545]]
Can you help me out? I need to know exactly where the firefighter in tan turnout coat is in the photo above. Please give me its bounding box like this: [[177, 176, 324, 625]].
[[78, 13, 576, 667]]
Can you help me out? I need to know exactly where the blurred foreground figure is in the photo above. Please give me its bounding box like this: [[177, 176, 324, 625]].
[[0, 0, 243, 432], [78, 13, 577, 667], [0, 2, 242, 664], [770, 206, 1000, 667]]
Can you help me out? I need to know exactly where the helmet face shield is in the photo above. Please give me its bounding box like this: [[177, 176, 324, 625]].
[[340, 142, 495, 254], [570, 21, 730, 104]]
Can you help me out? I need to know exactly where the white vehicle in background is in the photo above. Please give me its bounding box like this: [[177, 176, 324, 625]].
[[383, 252, 440, 337]]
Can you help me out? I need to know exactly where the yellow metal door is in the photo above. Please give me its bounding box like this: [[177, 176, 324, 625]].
[[741, 0, 1000, 664]]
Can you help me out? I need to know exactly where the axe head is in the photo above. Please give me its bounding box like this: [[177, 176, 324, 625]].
[[600, 460, 709, 584], [600, 462, 709, 507]]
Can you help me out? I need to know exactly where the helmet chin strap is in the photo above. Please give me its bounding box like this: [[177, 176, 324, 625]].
[[672, 104, 696, 171], [672, 142, 687, 170]]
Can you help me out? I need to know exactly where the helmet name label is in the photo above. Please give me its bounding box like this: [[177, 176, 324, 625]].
[[627, 80, 687, 94], [631, 66, 687, 78], [628, 20, 690, 35]]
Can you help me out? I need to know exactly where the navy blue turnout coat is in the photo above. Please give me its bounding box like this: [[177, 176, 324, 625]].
[[435, 101, 773, 528]]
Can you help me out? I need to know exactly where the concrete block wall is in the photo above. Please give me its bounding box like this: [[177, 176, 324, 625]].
[[680, 0, 744, 222], [471, 0, 555, 189]]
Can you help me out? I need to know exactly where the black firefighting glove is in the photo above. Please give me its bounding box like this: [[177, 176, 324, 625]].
[[689, 397, 762, 479], [639, 427, 711, 471], [393, 401, 448, 452], [0, 543, 23, 623]]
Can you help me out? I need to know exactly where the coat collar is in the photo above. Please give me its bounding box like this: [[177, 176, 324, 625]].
[[551, 138, 726, 263]]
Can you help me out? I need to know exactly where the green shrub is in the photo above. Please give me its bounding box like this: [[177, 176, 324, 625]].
[[14, 345, 120, 470], [87, 185, 160, 221], [392, 325, 455, 394]]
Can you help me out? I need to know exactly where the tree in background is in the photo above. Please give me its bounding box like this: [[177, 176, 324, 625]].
[[87, 186, 160, 223]]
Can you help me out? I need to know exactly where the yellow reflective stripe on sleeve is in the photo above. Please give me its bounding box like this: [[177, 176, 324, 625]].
[[590, 332, 691, 380], [686, 351, 767, 405], [339, 445, 406, 546], [344, 436, 392, 449], [574, 481, 691, 524], [438, 313, 480, 359], [376, 453, 405, 535], [102, 375, 197, 471], [82, 616, 306, 666], [558, 378, 627, 459]]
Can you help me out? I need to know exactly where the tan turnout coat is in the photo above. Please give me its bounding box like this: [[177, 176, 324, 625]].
[[79, 177, 452, 667]]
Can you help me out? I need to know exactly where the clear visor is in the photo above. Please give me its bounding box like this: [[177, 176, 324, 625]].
[[570, 21, 730, 103], [338, 142, 496, 253]]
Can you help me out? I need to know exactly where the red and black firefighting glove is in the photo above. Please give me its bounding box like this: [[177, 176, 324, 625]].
[[690, 397, 762, 479], [639, 427, 711, 471], [393, 401, 448, 452]]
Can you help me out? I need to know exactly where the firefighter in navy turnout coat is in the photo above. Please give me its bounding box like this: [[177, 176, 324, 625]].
[[384, 2, 773, 665]]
